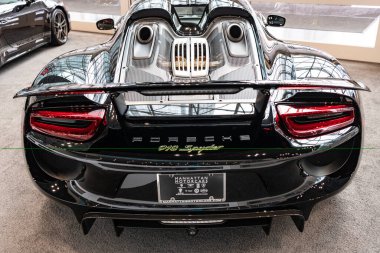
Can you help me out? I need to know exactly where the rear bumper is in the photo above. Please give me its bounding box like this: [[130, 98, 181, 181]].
[[22, 114, 363, 235], [31, 173, 345, 235], [30, 162, 354, 214], [24, 135, 362, 234]]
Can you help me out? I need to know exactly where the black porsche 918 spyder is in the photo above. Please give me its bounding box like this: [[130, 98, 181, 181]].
[[0, 0, 70, 67], [14, 0, 369, 236]]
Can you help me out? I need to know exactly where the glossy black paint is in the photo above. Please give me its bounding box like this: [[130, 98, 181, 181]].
[[16, 0, 367, 234], [0, 0, 70, 67]]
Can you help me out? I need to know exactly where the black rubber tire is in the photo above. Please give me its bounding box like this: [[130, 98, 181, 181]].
[[51, 9, 69, 46]]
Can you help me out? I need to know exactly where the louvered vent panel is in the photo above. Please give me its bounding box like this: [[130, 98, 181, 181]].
[[172, 38, 190, 77], [190, 38, 209, 77], [172, 38, 209, 78]]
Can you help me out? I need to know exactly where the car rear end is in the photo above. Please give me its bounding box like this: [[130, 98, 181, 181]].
[[18, 80, 365, 235]]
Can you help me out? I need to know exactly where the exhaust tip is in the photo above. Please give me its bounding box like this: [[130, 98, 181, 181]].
[[227, 24, 244, 42], [137, 25, 153, 44]]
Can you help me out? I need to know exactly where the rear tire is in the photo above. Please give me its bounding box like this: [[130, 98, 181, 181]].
[[51, 9, 68, 46]]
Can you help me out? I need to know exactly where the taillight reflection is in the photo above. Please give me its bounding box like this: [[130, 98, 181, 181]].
[[276, 104, 355, 138], [30, 109, 106, 141]]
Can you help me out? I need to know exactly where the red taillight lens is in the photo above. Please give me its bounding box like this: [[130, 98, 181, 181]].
[[276, 104, 355, 138], [30, 109, 106, 141]]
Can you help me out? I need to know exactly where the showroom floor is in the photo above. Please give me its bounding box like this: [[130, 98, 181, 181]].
[[0, 32, 379, 253]]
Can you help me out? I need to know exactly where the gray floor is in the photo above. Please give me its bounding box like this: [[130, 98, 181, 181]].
[[0, 32, 379, 253]]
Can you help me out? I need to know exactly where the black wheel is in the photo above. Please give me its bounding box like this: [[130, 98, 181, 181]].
[[51, 9, 68, 46]]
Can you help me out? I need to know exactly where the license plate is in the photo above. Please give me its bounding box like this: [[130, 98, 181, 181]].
[[157, 173, 226, 204]]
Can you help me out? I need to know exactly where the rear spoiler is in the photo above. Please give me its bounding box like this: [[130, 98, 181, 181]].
[[14, 78, 369, 98]]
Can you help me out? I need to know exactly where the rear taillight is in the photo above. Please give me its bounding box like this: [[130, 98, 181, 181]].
[[30, 109, 106, 141], [276, 104, 355, 138]]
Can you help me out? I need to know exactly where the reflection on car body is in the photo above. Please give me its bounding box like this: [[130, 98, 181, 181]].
[[0, 0, 70, 67], [14, 0, 368, 236]]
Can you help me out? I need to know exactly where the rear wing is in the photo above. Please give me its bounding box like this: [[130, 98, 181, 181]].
[[14, 79, 369, 98]]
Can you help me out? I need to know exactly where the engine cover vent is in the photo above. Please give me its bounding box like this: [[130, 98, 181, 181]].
[[172, 38, 191, 77], [172, 38, 209, 78]]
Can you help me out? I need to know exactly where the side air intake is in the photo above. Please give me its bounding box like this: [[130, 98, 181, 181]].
[[172, 38, 209, 78]]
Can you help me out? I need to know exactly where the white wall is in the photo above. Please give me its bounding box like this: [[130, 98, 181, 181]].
[[71, 0, 380, 63]]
